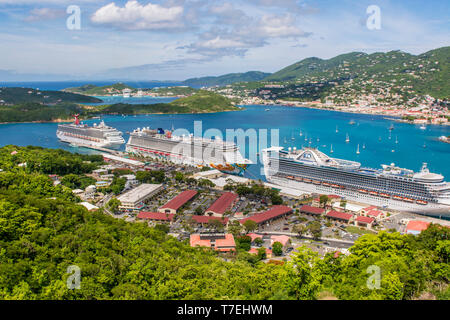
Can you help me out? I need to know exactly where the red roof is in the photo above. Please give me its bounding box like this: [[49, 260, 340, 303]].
[[356, 216, 375, 224], [189, 234, 235, 251], [137, 212, 175, 221], [249, 247, 272, 255], [191, 215, 229, 225], [406, 220, 430, 232], [363, 205, 378, 211], [206, 192, 238, 215], [326, 210, 353, 221], [367, 209, 382, 217], [247, 233, 263, 242], [160, 190, 197, 211], [300, 205, 325, 215], [215, 234, 236, 249], [240, 205, 292, 224]]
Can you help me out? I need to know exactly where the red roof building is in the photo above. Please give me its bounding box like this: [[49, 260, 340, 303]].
[[239, 205, 292, 225], [326, 210, 353, 222], [191, 215, 229, 225], [405, 220, 431, 235], [355, 216, 375, 228], [247, 233, 263, 242], [205, 192, 238, 217], [158, 190, 198, 214], [190, 233, 236, 252], [137, 211, 175, 222], [300, 205, 325, 215]]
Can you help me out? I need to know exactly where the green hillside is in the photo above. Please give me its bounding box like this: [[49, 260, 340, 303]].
[[0, 87, 102, 105], [95, 90, 239, 114], [264, 47, 450, 99], [63, 83, 134, 96], [183, 71, 271, 87], [0, 102, 85, 123]]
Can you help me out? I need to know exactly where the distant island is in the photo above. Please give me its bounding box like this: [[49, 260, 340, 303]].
[[0, 87, 102, 105], [182, 71, 271, 87], [0, 90, 239, 123]]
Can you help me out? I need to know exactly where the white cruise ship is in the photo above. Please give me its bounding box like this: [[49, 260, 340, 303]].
[[57, 115, 125, 149], [262, 146, 450, 217], [126, 126, 252, 175]]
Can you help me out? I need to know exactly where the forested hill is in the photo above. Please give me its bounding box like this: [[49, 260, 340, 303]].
[[183, 71, 271, 87], [63, 83, 134, 96], [0, 87, 102, 105], [0, 145, 449, 300], [265, 46, 450, 99]]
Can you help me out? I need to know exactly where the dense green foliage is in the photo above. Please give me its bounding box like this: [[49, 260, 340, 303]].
[[135, 170, 165, 184], [0, 103, 87, 123], [0, 145, 448, 300], [183, 71, 271, 87], [0, 87, 102, 105], [61, 174, 96, 190]]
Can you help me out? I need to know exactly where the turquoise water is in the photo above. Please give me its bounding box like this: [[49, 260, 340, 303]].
[[0, 103, 448, 181]]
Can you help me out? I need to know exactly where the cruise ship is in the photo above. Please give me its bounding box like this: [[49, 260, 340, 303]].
[[57, 115, 125, 149], [126, 126, 252, 175], [262, 147, 450, 216]]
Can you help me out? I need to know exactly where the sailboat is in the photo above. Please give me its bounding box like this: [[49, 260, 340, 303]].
[[284, 137, 287, 144], [356, 144, 360, 154], [389, 124, 395, 131], [330, 144, 334, 153], [423, 142, 427, 148], [395, 136, 398, 144], [335, 126, 338, 133], [299, 130, 303, 137], [345, 133, 350, 143], [291, 131, 295, 141], [317, 138, 320, 142], [420, 124, 426, 130], [388, 131, 392, 140], [362, 143, 366, 149]]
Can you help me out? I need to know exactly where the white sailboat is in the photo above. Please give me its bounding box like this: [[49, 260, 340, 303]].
[[330, 144, 334, 153], [345, 133, 350, 143], [335, 126, 338, 133], [362, 143, 366, 149], [356, 144, 360, 154], [395, 136, 398, 144], [299, 130, 303, 137]]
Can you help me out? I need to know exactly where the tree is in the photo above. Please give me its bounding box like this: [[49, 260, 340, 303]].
[[237, 235, 252, 251], [272, 242, 283, 256], [243, 220, 258, 233], [308, 221, 322, 240], [107, 198, 121, 213], [293, 224, 307, 238], [208, 219, 224, 232], [227, 220, 243, 237], [319, 195, 329, 208], [254, 237, 263, 246], [195, 206, 204, 215], [257, 247, 267, 260]]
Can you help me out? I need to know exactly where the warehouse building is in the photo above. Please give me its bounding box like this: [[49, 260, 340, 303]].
[[118, 183, 163, 212], [158, 190, 198, 214], [239, 205, 293, 226], [205, 192, 238, 217]]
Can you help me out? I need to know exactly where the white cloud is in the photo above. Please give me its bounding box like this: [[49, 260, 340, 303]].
[[91, 1, 184, 31], [24, 8, 65, 22]]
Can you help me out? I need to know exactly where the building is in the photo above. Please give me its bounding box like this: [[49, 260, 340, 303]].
[[190, 233, 236, 252], [239, 205, 293, 226], [79, 202, 99, 211], [95, 181, 111, 188], [299, 205, 325, 216], [354, 216, 375, 229], [312, 195, 341, 207], [405, 220, 431, 235], [190, 215, 229, 227], [118, 183, 163, 211], [205, 192, 238, 217], [102, 153, 144, 168], [137, 211, 175, 224], [158, 190, 198, 214], [248, 247, 272, 259], [85, 185, 96, 198], [247, 233, 263, 244], [270, 235, 291, 251], [326, 210, 354, 223], [193, 169, 223, 180]]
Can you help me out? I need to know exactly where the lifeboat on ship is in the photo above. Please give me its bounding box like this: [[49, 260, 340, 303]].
[[393, 195, 403, 201], [303, 178, 312, 183], [369, 191, 378, 196], [416, 200, 428, 205], [359, 189, 368, 194], [322, 182, 331, 187], [380, 193, 391, 198], [331, 184, 340, 188], [403, 197, 414, 203], [295, 177, 303, 182], [313, 180, 321, 185]]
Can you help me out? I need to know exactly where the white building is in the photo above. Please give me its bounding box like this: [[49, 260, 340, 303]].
[[118, 183, 163, 211]]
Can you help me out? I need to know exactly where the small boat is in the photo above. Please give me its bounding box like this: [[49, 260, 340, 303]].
[[356, 144, 360, 154], [317, 138, 320, 142], [345, 133, 350, 143], [395, 136, 398, 144], [389, 124, 394, 131], [299, 130, 303, 137], [265, 108, 270, 111], [420, 124, 426, 130], [391, 149, 395, 153], [349, 120, 356, 125], [284, 137, 287, 144], [423, 143, 427, 148], [291, 132, 295, 140], [335, 126, 338, 133], [330, 144, 334, 153], [362, 143, 366, 149], [378, 136, 382, 141]]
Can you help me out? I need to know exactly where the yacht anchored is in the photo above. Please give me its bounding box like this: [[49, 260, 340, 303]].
[[262, 147, 450, 216]]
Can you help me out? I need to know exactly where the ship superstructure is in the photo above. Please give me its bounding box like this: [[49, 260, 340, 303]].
[[126, 126, 252, 175], [57, 115, 125, 149], [262, 147, 450, 216]]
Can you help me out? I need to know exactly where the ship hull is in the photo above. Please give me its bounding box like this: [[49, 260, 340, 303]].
[[57, 132, 124, 150], [126, 144, 247, 175], [267, 174, 450, 217]]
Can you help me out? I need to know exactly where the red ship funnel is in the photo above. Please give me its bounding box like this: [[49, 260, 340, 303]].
[[74, 114, 80, 125]]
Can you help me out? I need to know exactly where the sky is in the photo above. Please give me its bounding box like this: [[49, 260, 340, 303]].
[[0, 0, 448, 80]]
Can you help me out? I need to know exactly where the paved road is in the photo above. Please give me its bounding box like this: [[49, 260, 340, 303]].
[[261, 231, 355, 246]]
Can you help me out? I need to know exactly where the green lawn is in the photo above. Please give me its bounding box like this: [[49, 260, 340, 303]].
[[345, 226, 377, 235]]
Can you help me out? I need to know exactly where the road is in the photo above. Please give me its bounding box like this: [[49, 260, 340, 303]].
[[261, 231, 355, 247]]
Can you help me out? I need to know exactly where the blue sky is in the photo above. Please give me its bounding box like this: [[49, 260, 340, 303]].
[[0, 0, 448, 80]]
